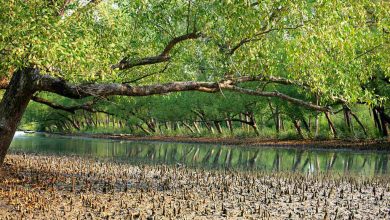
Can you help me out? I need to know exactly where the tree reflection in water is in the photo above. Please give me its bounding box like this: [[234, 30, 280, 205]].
[[11, 133, 389, 176]]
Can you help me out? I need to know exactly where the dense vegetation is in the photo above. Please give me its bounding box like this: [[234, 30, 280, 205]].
[[21, 92, 385, 139], [1, 0, 389, 163]]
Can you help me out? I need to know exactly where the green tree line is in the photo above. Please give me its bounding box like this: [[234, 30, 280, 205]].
[[21, 89, 387, 139]]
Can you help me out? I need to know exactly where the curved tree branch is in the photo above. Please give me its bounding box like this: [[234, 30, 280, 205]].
[[228, 25, 303, 55], [231, 74, 310, 88], [122, 62, 170, 84], [35, 72, 330, 112], [36, 74, 219, 99], [230, 74, 347, 103], [1, 69, 335, 113], [222, 85, 331, 112], [111, 32, 201, 70], [31, 95, 110, 115]]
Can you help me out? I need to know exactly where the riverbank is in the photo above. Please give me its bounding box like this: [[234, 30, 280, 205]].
[[1, 153, 389, 219], [54, 132, 390, 151]]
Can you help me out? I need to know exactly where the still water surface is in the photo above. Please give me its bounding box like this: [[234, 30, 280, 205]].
[[10, 132, 389, 176]]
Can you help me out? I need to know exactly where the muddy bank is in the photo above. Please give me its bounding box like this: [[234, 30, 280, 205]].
[[1, 153, 389, 219], [54, 132, 390, 151]]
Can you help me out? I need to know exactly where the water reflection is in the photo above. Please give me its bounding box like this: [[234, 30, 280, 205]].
[[10, 132, 389, 176]]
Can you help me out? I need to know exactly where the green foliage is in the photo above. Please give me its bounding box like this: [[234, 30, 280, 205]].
[[2, 0, 388, 139], [1, 1, 388, 103]]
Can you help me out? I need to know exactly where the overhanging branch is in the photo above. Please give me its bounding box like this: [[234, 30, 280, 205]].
[[111, 32, 201, 70], [31, 95, 109, 114], [228, 25, 303, 55], [122, 62, 170, 84], [231, 74, 310, 88], [35, 73, 330, 112], [222, 85, 331, 112]]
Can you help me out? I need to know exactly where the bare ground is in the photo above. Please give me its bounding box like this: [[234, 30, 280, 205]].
[[0, 153, 389, 219]]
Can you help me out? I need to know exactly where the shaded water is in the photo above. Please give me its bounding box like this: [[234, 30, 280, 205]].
[[10, 132, 389, 176]]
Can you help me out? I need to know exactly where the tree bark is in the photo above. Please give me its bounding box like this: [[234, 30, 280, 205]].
[[225, 114, 233, 134], [315, 95, 320, 137], [315, 113, 320, 138], [214, 121, 223, 134], [245, 113, 250, 131], [324, 112, 337, 138], [276, 106, 281, 133], [343, 106, 353, 133], [349, 111, 367, 136], [193, 122, 201, 133], [106, 115, 110, 127], [0, 68, 37, 164], [136, 124, 151, 135], [146, 120, 156, 133], [293, 120, 305, 139], [248, 112, 259, 135], [57, 113, 80, 130], [267, 100, 278, 133], [182, 121, 195, 133], [375, 106, 389, 137]]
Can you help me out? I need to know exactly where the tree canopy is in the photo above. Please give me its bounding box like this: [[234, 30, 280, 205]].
[[1, 0, 388, 104]]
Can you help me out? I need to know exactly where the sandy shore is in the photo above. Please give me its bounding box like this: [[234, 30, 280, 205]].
[[1, 153, 389, 219], [57, 132, 390, 151]]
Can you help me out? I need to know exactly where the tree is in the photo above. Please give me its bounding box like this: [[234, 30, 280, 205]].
[[0, 0, 389, 165]]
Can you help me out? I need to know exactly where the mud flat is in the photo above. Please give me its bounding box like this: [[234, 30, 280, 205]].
[[1, 153, 389, 219]]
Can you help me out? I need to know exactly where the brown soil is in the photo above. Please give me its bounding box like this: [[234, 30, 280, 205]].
[[0, 154, 389, 219], [58, 133, 390, 151]]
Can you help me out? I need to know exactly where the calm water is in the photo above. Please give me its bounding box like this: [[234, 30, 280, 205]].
[[10, 132, 389, 176]]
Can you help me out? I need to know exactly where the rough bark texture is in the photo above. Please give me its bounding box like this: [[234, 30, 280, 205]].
[[34, 74, 330, 112], [0, 68, 37, 164]]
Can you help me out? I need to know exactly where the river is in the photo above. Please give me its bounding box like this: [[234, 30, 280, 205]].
[[10, 131, 389, 176]]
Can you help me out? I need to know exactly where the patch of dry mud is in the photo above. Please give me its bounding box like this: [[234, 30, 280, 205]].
[[0, 154, 389, 219]]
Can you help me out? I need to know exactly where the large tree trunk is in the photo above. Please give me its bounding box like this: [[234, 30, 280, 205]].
[[0, 68, 36, 164]]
